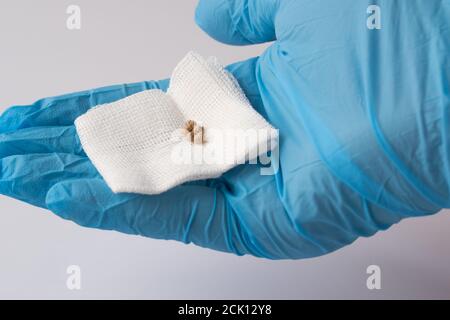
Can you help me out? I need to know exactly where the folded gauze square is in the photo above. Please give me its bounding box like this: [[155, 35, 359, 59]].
[[75, 52, 278, 195]]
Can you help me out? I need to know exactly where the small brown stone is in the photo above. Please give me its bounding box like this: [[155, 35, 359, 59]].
[[184, 120, 205, 144]]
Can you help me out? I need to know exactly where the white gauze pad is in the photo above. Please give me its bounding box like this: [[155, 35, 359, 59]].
[[75, 52, 278, 195]]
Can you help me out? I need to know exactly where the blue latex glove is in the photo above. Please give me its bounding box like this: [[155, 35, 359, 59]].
[[1, 0, 449, 259]]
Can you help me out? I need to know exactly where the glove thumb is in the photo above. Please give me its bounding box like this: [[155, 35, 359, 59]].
[[195, 0, 279, 45]]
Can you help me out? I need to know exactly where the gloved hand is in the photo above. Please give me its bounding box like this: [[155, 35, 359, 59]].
[[1, 0, 449, 259]]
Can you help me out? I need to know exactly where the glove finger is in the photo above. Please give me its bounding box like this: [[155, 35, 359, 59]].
[[0, 153, 98, 208], [46, 178, 253, 256], [0, 57, 263, 133], [0, 80, 169, 134], [0, 126, 84, 158], [195, 0, 279, 45]]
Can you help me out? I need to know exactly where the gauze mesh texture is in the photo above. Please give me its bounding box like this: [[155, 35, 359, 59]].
[[75, 51, 278, 195]]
